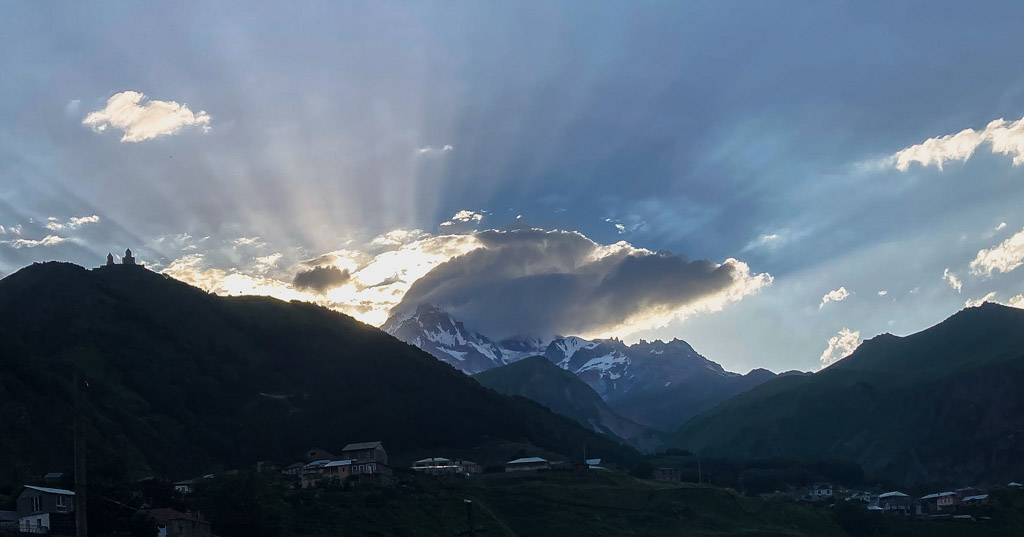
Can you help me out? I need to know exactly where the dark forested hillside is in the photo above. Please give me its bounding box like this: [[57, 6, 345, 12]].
[[670, 303, 1024, 487], [0, 262, 638, 491], [474, 356, 663, 452]]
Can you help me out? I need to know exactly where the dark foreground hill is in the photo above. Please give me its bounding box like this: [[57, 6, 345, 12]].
[[671, 303, 1024, 487], [0, 262, 638, 490], [474, 356, 664, 452]]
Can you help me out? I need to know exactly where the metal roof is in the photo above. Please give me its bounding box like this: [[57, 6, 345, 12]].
[[878, 491, 908, 498], [325, 460, 352, 467], [507, 457, 547, 464], [24, 485, 75, 496], [963, 494, 988, 502], [342, 441, 382, 451], [413, 457, 452, 464]]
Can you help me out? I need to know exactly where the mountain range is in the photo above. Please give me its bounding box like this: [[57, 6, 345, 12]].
[[473, 356, 664, 452], [0, 262, 638, 491], [670, 302, 1024, 486], [385, 305, 785, 431]]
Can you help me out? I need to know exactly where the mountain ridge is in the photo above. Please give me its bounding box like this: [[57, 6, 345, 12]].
[[385, 305, 782, 430], [670, 302, 1024, 486], [0, 261, 639, 490]]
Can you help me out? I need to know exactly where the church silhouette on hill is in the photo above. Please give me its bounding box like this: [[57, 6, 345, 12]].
[[105, 248, 142, 267]]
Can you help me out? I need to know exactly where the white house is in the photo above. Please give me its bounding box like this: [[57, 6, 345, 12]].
[[505, 457, 550, 472]]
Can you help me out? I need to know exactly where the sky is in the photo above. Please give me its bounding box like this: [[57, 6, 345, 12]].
[[2, 1, 1024, 374]]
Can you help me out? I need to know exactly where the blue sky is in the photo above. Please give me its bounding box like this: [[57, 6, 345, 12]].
[[2, 1, 1024, 373]]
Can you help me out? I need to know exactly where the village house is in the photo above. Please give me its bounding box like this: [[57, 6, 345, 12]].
[[300, 460, 332, 488], [412, 457, 463, 475], [652, 468, 681, 483], [505, 457, 550, 473], [962, 494, 989, 506], [342, 441, 393, 483], [877, 491, 910, 514], [936, 491, 960, 511], [322, 460, 352, 482], [801, 483, 833, 502], [281, 462, 305, 477], [146, 508, 212, 537], [849, 491, 879, 506], [306, 448, 336, 462], [458, 460, 483, 476], [173, 480, 195, 495], [16, 486, 75, 536]]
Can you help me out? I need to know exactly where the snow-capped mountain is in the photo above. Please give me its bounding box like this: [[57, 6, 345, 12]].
[[382, 304, 529, 374], [384, 304, 781, 430]]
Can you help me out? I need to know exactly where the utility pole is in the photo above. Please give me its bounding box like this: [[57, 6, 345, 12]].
[[697, 458, 702, 486], [74, 372, 87, 537], [455, 499, 486, 536]]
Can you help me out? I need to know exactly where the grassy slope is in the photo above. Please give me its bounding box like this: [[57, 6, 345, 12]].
[[0, 262, 638, 492], [198, 470, 1024, 537]]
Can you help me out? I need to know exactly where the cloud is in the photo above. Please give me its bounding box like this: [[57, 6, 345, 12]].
[[440, 210, 484, 227], [819, 328, 861, 369], [890, 115, 1024, 171], [3, 235, 67, 249], [942, 268, 962, 293], [368, 229, 429, 248], [965, 291, 997, 308], [1008, 294, 1024, 309], [969, 226, 1024, 276], [996, 222, 1007, 231], [292, 265, 352, 294], [819, 286, 850, 308], [82, 90, 211, 142], [0, 225, 22, 235], [603, 216, 646, 235], [44, 215, 100, 231], [417, 144, 454, 155], [162, 232, 480, 326], [877, 290, 888, 296], [394, 228, 772, 340]]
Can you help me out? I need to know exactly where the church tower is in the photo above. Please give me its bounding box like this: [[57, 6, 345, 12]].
[[122, 248, 136, 265], [106, 252, 114, 266]]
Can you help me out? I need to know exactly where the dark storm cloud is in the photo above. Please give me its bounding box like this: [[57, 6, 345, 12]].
[[395, 230, 768, 339], [292, 265, 351, 294]]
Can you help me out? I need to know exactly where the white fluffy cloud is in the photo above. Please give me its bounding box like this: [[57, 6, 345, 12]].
[[942, 268, 962, 293], [83, 91, 211, 142], [1007, 294, 1024, 309], [891, 115, 1024, 171], [877, 290, 888, 296], [996, 222, 1007, 231], [819, 328, 861, 369], [969, 226, 1024, 276], [965, 291, 997, 308], [44, 215, 100, 231], [819, 286, 850, 308], [3, 235, 66, 249], [440, 210, 484, 227]]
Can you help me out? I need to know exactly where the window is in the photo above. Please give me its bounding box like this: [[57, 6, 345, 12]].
[[32, 496, 41, 512], [56, 496, 67, 512]]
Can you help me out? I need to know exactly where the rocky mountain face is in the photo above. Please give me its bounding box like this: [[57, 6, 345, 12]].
[[385, 305, 781, 431]]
